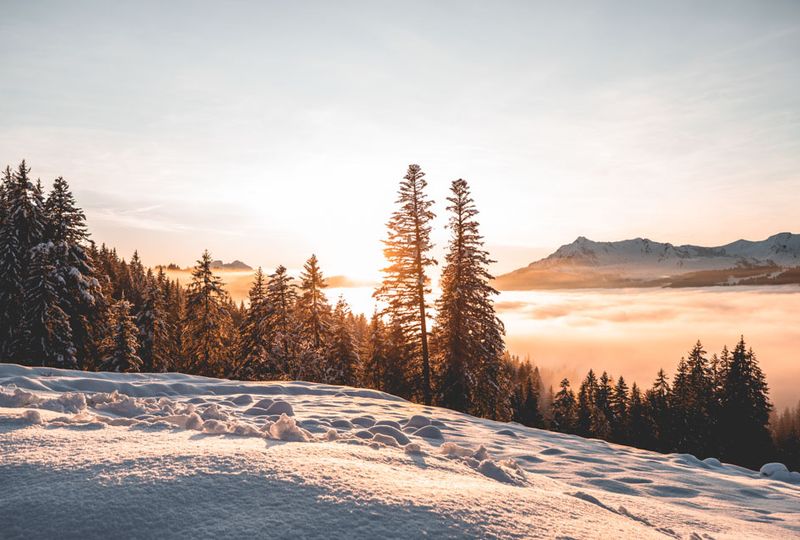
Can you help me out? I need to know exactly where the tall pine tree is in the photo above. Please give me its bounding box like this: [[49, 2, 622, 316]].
[[432, 178, 508, 419], [375, 164, 436, 405]]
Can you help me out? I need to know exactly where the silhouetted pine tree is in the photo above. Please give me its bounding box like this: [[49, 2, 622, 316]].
[[100, 298, 142, 373], [683, 341, 716, 457], [183, 250, 232, 377], [772, 401, 800, 472], [610, 376, 629, 443], [646, 369, 672, 452], [718, 337, 773, 468], [591, 371, 613, 438], [551, 378, 577, 433], [627, 383, 653, 448], [375, 164, 436, 405], [576, 370, 598, 437], [518, 376, 544, 428]]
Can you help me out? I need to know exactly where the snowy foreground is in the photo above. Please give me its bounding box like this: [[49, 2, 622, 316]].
[[1, 365, 798, 539]]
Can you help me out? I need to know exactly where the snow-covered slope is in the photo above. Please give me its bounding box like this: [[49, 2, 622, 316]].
[[1, 365, 798, 539]]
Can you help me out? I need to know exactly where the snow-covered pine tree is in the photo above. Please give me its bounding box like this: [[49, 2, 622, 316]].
[[126, 250, 146, 308], [551, 378, 577, 433], [297, 254, 331, 350], [0, 162, 47, 360], [162, 271, 186, 370], [136, 270, 170, 372], [374, 164, 436, 405], [22, 242, 77, 368], [43, 175, 106, 369], [717, 337, 773, 469], [265, 265, 300, 379], [44, 176, 88, 244], [433, 178, 508, 419], [100, 297, 142, 372], [324, 296, 360, 386], [235, 267, 271, 379], [183, 250, 232, 377]]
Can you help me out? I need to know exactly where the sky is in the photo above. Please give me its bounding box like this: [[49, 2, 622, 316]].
[[1, 1, 799, 279]]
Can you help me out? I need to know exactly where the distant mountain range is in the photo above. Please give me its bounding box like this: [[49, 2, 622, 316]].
[[495, 232, 800, 290], [209, 260, 252, 271]]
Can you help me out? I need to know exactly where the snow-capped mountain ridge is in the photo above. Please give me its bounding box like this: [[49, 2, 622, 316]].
[[495, 233, 800, 289], [539, 232, 800, 273]]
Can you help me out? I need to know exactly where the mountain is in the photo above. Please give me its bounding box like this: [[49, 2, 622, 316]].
[[1, 364, 798, 538], [496, 233, 800, 290], [209, 259, 252, 271]]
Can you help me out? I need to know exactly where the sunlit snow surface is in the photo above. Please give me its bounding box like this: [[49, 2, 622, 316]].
[[1, 365, 798, 539]]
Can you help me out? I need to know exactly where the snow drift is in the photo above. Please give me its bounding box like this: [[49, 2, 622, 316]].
[[1, 364, 798, 539]]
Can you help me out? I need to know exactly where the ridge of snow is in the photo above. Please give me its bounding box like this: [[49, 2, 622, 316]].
[[1, 364, 799, 539], [529, 232, 800, 275]]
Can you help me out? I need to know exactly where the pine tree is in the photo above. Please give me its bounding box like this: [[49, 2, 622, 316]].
[[383, 319, 412, 399], [265, 265, 300, 379], [136, 271, 170, 372], [718, 337, 773, 468], [43, 175, 106, 369], [610, 376, 629, 443], [772, 401, 800, 472], [235, 267, 270, 378], [22, 242, 77, 368], [627, 383, 654, 448], [683, 340, 716, 457], [576, 370, 598, 437], [100, 298, 142, 372], [0, 162, 47, 360], [44, 176, 88, 244], [519, 376, 544, 428], [361, 310, 388, 390], [592, 371, 613, 438], [325, 297, 359, 386], [646, 368, 673, 452], [297, 254, 331, 349], [162, 273, 186, 371], [551, 378, 577, 433], [183, 250, 232, 377], [433, 178, 507, 419], [375, 164, 436, 405]]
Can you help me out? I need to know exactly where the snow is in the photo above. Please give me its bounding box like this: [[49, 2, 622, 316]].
[[538, 232, 800, 276], [1, 364, 799, 539]]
